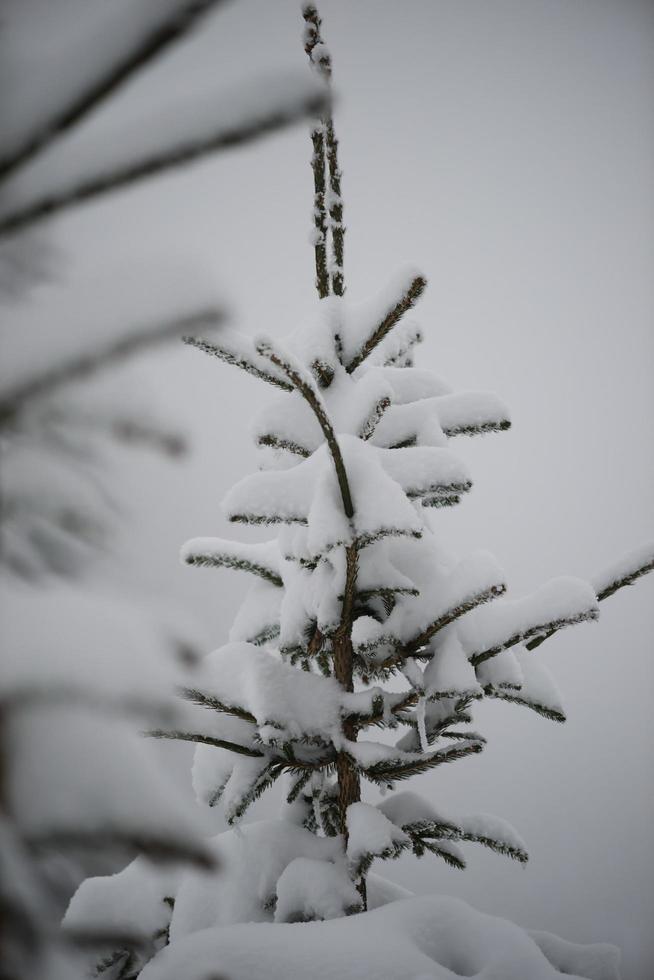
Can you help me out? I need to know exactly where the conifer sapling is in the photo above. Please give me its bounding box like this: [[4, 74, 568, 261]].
[[149, 2, 654, 922]]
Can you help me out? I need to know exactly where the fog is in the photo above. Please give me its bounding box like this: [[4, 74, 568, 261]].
[[5, 1, 653, 977]]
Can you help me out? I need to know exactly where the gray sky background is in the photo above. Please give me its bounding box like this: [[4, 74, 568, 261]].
[[8, 1, 653, 977]]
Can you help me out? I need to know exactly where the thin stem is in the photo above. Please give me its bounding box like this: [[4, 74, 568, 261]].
[[303, 3, 345, 297]]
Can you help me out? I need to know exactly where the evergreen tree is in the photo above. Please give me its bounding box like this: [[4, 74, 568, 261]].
[[145, 2, 654, 921], [63, 6, 653, 976]]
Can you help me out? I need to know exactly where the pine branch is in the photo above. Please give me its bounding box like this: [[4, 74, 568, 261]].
[[404, 583, 507, 658], [256, 338, 354, 518], [183, 334, 292, 390], [246, 623, 281, 646], [346, 275, 427, 374], [181, 539, 283, 587], [444, 419, 511, 437], [471, 606, 599, 666], [225, 762, 284, 824], [179, 688, 257, 724], [0, 0, 225, 181], [146, 728, 264, 758], [0, 83, 330, 237], [593, 543, 654, 601], [0, 309, 225, 427], [256, 433, 312, 458], [525, 544, 654, 652], [357, 740, 483, 785], [359, 396, 391, 441], [421, 840, 466, 869], [483, 685, 566, 723], [405, 817, 528, 865]]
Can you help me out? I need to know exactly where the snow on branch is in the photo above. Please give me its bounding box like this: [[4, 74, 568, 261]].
[[0, 72, 330, 236], [229, 580, 282, 646], [0, 309, 225, 426], [0, 0, 225, 181], [524, 543, 654, 652], [303, 3, 345, 298], [460, 577, 599, 666], [437, 391, 511, 437], [180, 688, 256, 725], [402, 554, 506, 657], [275, 857, 361, 922], [183, 332, 292, 390], [256, 337, 355, 518], [346, 803, 410, 877], [476, 647, 566, 722], [377, 445, 472, 503], [147, 728, 265, 758], [181, 537, 282, 587], [592, 542, 654, 602], [373, 391, 511, 448], [377, 792, 528, 866], [347, 737, 483, 785], [344, 270, 427, 374]]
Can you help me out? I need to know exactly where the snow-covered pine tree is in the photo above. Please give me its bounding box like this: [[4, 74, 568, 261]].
[[66, 9, 653, 967], [144, 2, 654, 922]]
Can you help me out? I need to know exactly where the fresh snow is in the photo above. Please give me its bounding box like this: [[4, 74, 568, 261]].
[[346, 803, 410, 869], [63, 856, 179, 941], [140, 893, 620, 980], [458, 576, 599, 662], [275, 858, 360, 922], [591, 541, 654, 599]]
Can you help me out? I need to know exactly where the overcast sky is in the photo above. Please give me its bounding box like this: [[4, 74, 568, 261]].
[[5, 2, 654, 977]]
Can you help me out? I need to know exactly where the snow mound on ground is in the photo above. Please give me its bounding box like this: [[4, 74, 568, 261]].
[[141, 893, 620, 980]]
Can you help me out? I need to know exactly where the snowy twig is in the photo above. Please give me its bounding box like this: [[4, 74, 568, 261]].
[[403, 583, 507, 658], [183, 334, 293, 391], [180, 688, 257, 725], [303, 4, 341, 298], [346, 276, 427, 374], [0, 308, 225, 427], [256, 433, 312, 457], [308, 126, 330, 299], [256, 338, 354, 519], [482, 686, 566, 723], [525, 544, 654, 651], [0, 0, 226, 181], [146, 728, 264, 758], [181, 538, 283, 587], [470, 607, 599, 666]]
